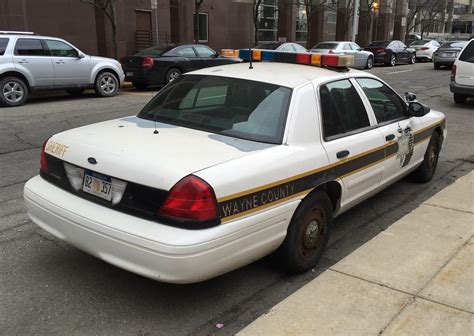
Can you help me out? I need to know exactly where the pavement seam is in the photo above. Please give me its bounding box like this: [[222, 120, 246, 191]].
[[422, 202, 473, 215], [0, 180, 28, 189]]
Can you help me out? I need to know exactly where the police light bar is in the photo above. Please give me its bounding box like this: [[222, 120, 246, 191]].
[[238, 49, 354, 69], [220, 49, 240, 58]]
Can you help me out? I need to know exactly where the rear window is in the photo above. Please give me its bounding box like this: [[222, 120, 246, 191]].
[[459, 41, 474, 63], [312, 43, 338, 50], [410, 40, 431, 46], [0, 38, 9, 55], [255, 42, 281, 50], [441, 42, 468, 49], [138, 75, 291, 144], [136, 45, 175, 57], [367, 41, 390, 47]]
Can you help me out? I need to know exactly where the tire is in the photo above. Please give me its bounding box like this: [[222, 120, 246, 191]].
[[410, 132, 441, 183], [94, 71, 119, 97], [65, 88, 85, 96], [434, 63, 440, 70], [386, 54, 396, 67], [277, 190, 333, 274], [166, 68, 181, 84], [365, 56, 374, 69], [0, 76, 28, 107], [409, 53, 416, 64], [454, 94, 467, 104], [132, 81, 148, 90]]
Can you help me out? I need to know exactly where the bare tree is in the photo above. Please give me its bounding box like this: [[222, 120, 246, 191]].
[[81, 0, 118, 58], [194, 0, 205, 43], [357, 0, 377, 46], [405, 0, 433, 41]]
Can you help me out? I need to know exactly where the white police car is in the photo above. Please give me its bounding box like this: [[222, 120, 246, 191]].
[[24, 50, 446, 283]]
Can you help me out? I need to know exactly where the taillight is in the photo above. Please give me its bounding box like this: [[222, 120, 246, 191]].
[[142, 57, 154, 68], [158, 175, 218, 222], [40, 138, 49, 174], [451, 64, 456, 82], [376, 48, 385, 53], [421, 47, 429, 50]]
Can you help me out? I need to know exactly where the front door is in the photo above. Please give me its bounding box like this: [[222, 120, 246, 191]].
[[318, 79, 385, 209], [354, 77, 423, 186], [44, 40, 90, 86], [12, 38, 54, 87]]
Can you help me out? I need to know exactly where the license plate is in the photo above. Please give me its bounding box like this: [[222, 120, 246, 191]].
[[82, 171, 112, 201], [442, 53, 454, 57], [126, 72, 133, 76]]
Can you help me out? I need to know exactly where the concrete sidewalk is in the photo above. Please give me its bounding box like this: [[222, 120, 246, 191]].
[[239, 172, 474, 336]]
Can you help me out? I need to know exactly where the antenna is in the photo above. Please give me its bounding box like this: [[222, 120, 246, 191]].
[[153, 120, 159, 134], [248, 47, 253, 69]]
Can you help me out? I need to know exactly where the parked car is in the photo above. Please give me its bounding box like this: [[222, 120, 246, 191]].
[[0, 31, 124, 107], [406, 33, 422, 46], [410, 39, 440, 61], [120, 44, 240, 90], [310, 41, 374, 69], [433, 41, 469, 69], [450, 39, 474, 104], [364, 40, 416, 66], [254, 42, 308, 53]]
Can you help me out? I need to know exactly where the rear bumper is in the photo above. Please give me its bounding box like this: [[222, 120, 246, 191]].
[[450, 82, 474, 97], [415, 51, 433, 59], [433, 56, 456, 65], [373, 54, 388, 63], [24, 176, 294, 283]]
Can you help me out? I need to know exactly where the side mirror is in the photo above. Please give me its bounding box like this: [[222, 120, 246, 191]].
[[405, 92, 417, 102], [408, 102, 430, 117], [77, 53, 85, 59]]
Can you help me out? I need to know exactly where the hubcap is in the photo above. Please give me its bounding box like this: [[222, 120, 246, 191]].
[[427, 143, 438, 173], [298, 207, 326, 261], [391, 56, 396, 66], [3, 81, 24, 103], [100, 75, 117, 94], [168, 71, 180, 82], [367, 58, 373, 68]]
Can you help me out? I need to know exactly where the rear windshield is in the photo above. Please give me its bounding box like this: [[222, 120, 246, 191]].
[[138, 75, 291, 144], [135, 45, 175, 57], [0, 38, 8, 55], [410, 40, 431, 46], [440, 41, 468, 49], [312, 43, 338, 50], [255, 42, 281, 50], [367, 41, 390, 47]]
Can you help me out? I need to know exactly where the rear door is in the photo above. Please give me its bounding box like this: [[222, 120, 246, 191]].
[[455, 40, 474, 87], [44, 39, 90, 86], [193, 45, 218, 68], [318, 79, 385, 208], [12, 38, 54, 87], [175, 46, 199, 72], [397, 41, 409, 61], [354, 77, 423, 185]]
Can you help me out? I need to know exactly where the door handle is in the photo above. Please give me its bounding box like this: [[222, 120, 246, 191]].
[[17, 59, 28, 64], [55, 60, 65, 64], [336, 150, 350, 159], [385, 134, 396, 141]]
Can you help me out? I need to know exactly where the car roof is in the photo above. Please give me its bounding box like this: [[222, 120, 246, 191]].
[[187, 62, 362, 88]]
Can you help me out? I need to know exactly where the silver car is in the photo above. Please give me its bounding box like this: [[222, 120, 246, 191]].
[[433, 41, 469, 69], [0, 31, 124, 107], [310, 41, 374, 69]]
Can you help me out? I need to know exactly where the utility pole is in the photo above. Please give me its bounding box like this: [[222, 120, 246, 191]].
[[151, 0, 159, 45], [352, 0, 360, 41]]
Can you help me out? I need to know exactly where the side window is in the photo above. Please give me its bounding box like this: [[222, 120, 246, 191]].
[[356, 78, 407, 124], [343, 43, 352, 50], [350, 42, 361, 50], [14, 38, 46, 56], [319, 79, 370, 139], [388, 42, 396, 49], [45, 40, 78, 57], [0, 38, 9, 56], [399, 41, 407, 48], [293, 44, 307, 52], [459, 41, 474, 63], [177, 47, 196, 57], [280, 44, 294, 51], [194, 46, 215, 57]]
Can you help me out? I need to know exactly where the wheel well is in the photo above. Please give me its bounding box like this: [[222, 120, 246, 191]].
[[0, 71, 31, 91], [95, 68, 120, 84], [305, 181, 342, 213], [434, 126, 443, 147]]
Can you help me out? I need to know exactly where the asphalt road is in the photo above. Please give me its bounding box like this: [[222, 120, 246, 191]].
[[1, 62, 473, 335]]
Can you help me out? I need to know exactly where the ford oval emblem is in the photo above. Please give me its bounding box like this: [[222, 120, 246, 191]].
[[88, 157, 97, 165]]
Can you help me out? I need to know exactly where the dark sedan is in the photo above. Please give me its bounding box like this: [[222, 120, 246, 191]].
[[120, 44, 239, 89], [364, 40, 416, 66], [433, 41, 468, 69]]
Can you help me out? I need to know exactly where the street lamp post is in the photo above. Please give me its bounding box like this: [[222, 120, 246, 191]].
[[352, 0, 360, 42]]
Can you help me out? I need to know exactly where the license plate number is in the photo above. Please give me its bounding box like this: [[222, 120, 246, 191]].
[[126, 72, 133, 76], [83, 171, 112, 201]]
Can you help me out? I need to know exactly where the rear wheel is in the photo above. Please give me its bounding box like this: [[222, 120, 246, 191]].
[[277, 191, 332, 274], [409, 53, 416, 64], [0, 77, 28, 107], [94, 71, 119, 97], [166, 68, 181, 84], [454, 94, 467, 104], [365, 56, 374, 69], [386, 54, 396, 67], [65, 88, 85, 96], [132, 81, 148, 90], [410, 132, 440, 183]]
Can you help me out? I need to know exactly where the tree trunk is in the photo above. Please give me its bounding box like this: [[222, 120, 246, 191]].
[[110, 0, 118, 58]]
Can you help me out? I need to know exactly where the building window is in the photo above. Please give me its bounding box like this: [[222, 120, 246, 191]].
[[327, 11, 337, 24], [295, 0, 308, 42], [258, 0, 278, 42], [195, 12, 208, 42]]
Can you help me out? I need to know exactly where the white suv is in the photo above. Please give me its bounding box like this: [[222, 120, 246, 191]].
[[0, 31, 125, 107], [450, 39, 474, 104]]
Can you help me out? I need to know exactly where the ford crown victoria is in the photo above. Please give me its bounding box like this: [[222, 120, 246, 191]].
[[24, 51, 446, 283]]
